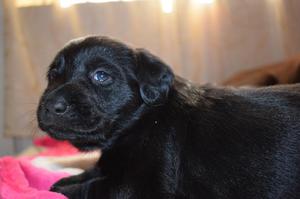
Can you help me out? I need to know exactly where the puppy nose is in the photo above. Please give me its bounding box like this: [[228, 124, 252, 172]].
[[53, 101, 68, 114]]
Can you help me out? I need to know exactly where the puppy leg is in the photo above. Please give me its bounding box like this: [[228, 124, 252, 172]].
[[51, 167, 101, 192], [53, 177, 106, 199], [82, 177, 108, 199], [51, 183, 85, 199]]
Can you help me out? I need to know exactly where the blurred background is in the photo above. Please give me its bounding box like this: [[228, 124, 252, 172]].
[[1, 0, 300, 155]]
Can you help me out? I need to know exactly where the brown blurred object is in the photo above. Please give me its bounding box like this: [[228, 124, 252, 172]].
[[223, 54, 300, 87]]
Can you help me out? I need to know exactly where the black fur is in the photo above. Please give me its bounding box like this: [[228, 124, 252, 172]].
[[37, 36, 300, 199]]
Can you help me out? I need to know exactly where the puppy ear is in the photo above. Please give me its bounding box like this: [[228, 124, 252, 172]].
[[135, 49, 174, 106]]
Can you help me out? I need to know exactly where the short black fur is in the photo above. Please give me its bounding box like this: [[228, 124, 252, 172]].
[[37, 36, 300, 199]]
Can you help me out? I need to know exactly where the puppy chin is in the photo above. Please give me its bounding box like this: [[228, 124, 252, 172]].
[[42, 126, 105, 151], [44, 130, 101, 152]]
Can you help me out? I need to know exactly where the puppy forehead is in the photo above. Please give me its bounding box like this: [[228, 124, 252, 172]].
[[49, 50, 108, 80], [73, 46, 117, 67], [60, 43, 135, 74]]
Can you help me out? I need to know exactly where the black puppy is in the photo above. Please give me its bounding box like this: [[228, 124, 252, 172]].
[[37, 36, 300, 199]]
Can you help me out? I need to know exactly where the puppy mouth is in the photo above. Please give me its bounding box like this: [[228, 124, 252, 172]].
[[39, 123, 107, 151], [38, 113, 105, 137]]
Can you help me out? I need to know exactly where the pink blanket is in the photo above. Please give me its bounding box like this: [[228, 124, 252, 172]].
[[0, 157, 68, 199], [0, 137, 81, 199]]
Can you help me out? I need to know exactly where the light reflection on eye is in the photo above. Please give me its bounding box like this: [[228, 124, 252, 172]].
[[93, 70, 111, 83]]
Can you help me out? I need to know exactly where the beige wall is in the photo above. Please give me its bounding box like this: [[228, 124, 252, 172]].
[[0, 5, 30, 155], [2, 0, 300, 139], [0, 1, 14, 155], [4, 0, 300, 138]]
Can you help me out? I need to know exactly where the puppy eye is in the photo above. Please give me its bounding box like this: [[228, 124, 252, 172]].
[[92, 70, 112, 84]]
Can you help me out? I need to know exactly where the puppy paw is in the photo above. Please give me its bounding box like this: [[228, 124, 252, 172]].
[[50, 184, 64, 193], [51, 176, 81, 188], [50, 183, 84, 199]]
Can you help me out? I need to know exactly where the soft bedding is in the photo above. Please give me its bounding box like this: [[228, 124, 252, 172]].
[[0, 156, 68, 199], [0, 136, 99, 199]]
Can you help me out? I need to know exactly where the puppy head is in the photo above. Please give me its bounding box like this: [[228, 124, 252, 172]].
[[37, 36, 174, 150]]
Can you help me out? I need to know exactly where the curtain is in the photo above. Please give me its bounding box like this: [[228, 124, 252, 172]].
[[3, 0, 300, 137]]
